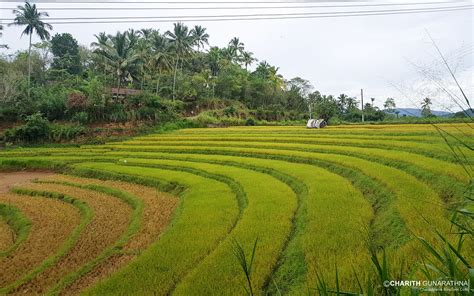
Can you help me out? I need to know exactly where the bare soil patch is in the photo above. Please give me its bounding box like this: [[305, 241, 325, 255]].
[[0, 171, 54, 193]]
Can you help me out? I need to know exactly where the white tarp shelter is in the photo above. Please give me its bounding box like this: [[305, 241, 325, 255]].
[[306, 119, 327, 129]]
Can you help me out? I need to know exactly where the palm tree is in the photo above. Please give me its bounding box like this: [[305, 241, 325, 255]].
[[229, 37, 244, 54], [227, 37, 245, 64], [139, 28, 154, 40], [91, 32, 109, 76], [150, 33, 173, 94], [191, 25, 209, 52], [165, 22, 195, 100], [371, 97, 375, 107], [10, 2, 52, 98], [207, 47, 222, 76], [242, 51, 256, 70], [0, 25, 8, 49], [99, 31, 141, 93]]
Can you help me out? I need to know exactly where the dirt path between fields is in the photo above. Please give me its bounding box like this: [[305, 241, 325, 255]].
[[0, 171, 54, 193]]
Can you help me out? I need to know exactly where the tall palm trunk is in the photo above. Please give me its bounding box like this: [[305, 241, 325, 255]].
[[27, 33, 32, 99], [116, 69, 121, 102], [172, 56, 179, 101]]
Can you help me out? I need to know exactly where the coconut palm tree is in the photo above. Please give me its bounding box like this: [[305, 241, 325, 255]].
[[0, 25, 8, 49], [165, 22, 195, 100], [229, 37, 244, 54], [191, 25, 209, 52], [91, 32, 109, 76], [242, 51, 256, 70], [100, 31, 141, 93], [207, 47, 222, 77], [91, 32, 109, 50], [150, 33, 173, 94], [10, 2, 52, 98], [139, 28, 154, 40]]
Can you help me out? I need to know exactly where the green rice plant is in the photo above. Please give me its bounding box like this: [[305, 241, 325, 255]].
[[106, 140, 469, 182], [86, 152, 373, 293], [232, 237, 259, 296], [114, 158, 296, 295], [0, 204, 31, 257], [0, 123, 471, 294], [78, 162, 240, 296]]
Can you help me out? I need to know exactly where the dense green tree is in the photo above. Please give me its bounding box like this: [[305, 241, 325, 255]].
[[310, 92, 338, 121], [11, 1, 52, 97], [384, 97, 396, 113], [286, 77, 312, 111], [421, 97, 434, 117], [50, 33, 81, 75]]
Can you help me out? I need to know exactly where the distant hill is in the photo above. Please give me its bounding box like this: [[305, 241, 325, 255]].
[[387, 108, 453, 117]]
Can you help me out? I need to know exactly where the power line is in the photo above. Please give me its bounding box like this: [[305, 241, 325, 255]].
[[0, 0, 449, 3], [0, 2, 464, 10], [1, 4, 471, 22], [2, 6, 468, 24]]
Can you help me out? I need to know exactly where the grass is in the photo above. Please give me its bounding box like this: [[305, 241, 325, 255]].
[[79, 163, 240, 296], [0, 123, 471, 294], [0, 203, 31, 257]]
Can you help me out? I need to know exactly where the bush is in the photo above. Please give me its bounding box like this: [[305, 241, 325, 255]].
[[71, 111, 89, 125], [246, 118, 256, 126], [49, 124, 86, 142], [223, 106, 237, 117], [4, 113, 51, 143]]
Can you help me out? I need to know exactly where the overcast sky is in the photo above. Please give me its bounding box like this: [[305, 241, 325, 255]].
[[0, 0, 472, 111]]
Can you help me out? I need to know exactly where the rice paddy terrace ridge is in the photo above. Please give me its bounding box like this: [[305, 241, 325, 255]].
[[0, 123, 472, 295]]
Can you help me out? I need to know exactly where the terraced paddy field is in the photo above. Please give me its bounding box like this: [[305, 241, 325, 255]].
[[0, 123, 472, 295]]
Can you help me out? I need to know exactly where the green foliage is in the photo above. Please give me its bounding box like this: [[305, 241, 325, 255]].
[[71, 111, 89, 125], [51, 33, 81, 75], [49, 124, 86, 141], [246, 118, 256, 126], [232, 238, 259, 296], [0, 204, 31, 257], [4, 112, 50, 143]]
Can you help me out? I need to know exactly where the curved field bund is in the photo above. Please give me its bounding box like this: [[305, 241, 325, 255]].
[[0, 123, 472, 295]]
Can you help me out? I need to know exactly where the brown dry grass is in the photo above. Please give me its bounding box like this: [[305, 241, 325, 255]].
[[0, 193, 80, 287], [0, 219, 13, 251], [12, 183, 132, 295], [48, 175, 178, 295]]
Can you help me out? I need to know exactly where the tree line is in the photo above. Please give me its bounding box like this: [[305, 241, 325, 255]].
[[1, 1, 442, 130]]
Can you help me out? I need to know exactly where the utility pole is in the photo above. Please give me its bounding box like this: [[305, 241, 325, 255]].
[[361, 88, 365, 123]]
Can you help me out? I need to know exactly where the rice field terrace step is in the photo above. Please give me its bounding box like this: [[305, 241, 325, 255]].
[[0, 192, 82, 291], [8, 182, 132, 295]]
